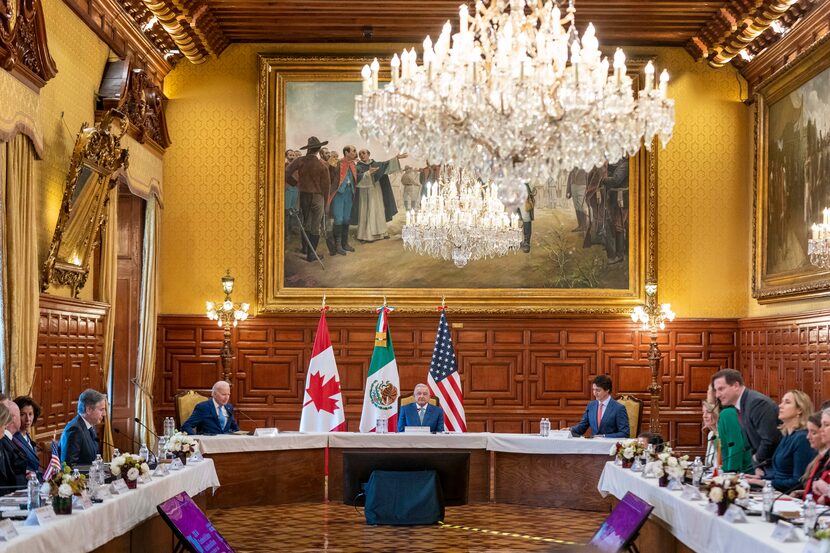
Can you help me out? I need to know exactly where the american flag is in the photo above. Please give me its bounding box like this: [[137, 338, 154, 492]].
[[42, 440, 61, 481], [427, 310, 467, 432]]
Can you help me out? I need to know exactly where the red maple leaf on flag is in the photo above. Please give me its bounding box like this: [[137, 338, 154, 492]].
[[304, 372, 341, 414]]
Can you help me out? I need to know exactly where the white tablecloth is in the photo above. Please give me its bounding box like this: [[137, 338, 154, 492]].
[[597, 462, 806, 553], [327, 432, 489, 449], [486, 433, 616, 455], [0, 459, 220, 553], [198, 432, 329, 454]]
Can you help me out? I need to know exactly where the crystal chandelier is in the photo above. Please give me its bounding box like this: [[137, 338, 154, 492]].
[[401, 170, 522, 267], [808, 208, 830, 269], [355, 0, 675, 206]]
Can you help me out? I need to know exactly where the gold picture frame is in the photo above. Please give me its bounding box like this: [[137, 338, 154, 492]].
[[752, 36, 830, 302], [256, 52, 658, 313]]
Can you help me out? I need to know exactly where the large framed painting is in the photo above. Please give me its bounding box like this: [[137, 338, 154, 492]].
[[753, 39, 830, 302], [257, 53, 657, 313]]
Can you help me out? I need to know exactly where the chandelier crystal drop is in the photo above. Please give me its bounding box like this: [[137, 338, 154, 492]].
[[401, 170, 523, 267], [355, 0, 675, 190]]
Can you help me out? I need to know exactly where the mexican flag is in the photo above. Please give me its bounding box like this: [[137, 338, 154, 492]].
[[359, 307, 400, 433], [300, 309, 346, 432]]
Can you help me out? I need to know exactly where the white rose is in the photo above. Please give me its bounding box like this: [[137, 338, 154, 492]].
[[623, 447, 635, 459], [713, 476, 723, 486], [127, 467, 140, 481], [58, 483, 73, 498], [112, 456, 125, 467], [736, 486, 748, 498], [709, 487, 724, 503], [667, 456, 678, 467], [131, 454, 142, 462], [111, 465, 121, 476], [140, 463, 150, 475]]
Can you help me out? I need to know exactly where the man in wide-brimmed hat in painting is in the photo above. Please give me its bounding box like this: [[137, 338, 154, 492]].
[[286, 136, 332, 262]]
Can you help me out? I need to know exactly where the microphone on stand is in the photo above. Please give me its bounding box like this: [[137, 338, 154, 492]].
[[133, 418, 160, 441], [233, 409, 257, 435]]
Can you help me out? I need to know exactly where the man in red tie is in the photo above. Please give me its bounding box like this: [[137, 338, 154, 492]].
[[563, 375, 630, 438]]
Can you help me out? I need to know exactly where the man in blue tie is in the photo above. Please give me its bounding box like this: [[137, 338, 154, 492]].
[[397, 384, 445, 433], [181, 381, 239, 435], [60, 389, 106, 466], [564, 375, 630, 439]]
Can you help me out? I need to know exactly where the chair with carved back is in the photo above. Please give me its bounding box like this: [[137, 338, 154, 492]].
[[400, 395, 438, 407], [175, 390, 209, 429], [616, 395, 644, 439]]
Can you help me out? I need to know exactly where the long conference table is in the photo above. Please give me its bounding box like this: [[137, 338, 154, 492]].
[[198, 431, 615, 511], [0, 459, 220, 553], [598, 462, 810, 553]]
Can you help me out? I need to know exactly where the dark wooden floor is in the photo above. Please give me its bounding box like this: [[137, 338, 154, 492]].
[[208, 502, 606, 552]]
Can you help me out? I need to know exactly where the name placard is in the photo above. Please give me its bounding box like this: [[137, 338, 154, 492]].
[[771, 520, 800, 543], [0, 519, 18, 540], [680, 485, 704, 501], [404, 427, 430, 434], [110, 479, 129, 495], [253, 428, 279, 437], [73, 494, 94, 510], [724, 504, 747, 523], [27, 505, 57, 526]]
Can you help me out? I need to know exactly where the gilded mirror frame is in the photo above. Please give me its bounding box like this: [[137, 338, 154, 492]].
[[41, 109, 130, 297], [257, 53, 658, 313]]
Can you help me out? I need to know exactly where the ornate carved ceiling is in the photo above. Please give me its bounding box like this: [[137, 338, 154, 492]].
[[60, 0, 825, 91]]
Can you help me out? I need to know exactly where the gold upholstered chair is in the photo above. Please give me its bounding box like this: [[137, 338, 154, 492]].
[[616, 395, 644, 438], [175, 390, 209, 428], [400, 395, 438, 407]]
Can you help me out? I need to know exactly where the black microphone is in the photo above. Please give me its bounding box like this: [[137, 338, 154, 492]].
[[133, 418, 160, 441], [234, 408, 256, 427], [112, 428, 157, 468]]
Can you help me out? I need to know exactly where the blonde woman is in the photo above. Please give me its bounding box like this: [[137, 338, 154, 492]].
[[702, 400, 719, 466], [747, 390, 815, 492]]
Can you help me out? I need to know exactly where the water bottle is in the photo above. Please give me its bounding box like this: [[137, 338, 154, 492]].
[[112, 447, 121, 459], [762, 480, 774, 521], [157, 436, 168, 461], [139, 442, 150, 464], [692, 456, 704, 486], [376, 418, 386, 434], [539, 418, 550, 437], [26, 473, 40, 510], [165, 417, 175, 437], [805, 493, 818, 537]]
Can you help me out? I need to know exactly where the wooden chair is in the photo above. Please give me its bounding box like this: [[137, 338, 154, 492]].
[[616, 395, 644, 438], [400, 395, 438, 407], [174, 390, 209, 428]]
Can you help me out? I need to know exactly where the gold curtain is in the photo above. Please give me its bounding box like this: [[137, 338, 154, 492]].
[[99, 185, 118, 460], [0, 135, 39, 397], [135, 197, 159, 448]]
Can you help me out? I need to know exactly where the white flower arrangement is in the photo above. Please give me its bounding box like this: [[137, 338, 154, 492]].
[[611, 439, 644, 461], [58, 483, 74, 498], [166, 431, 198, 454], [110, 453, 151, 481], [644, 447, 690, 480]]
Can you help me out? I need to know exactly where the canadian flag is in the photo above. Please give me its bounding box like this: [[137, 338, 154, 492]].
[[300, 309, 346, 432]]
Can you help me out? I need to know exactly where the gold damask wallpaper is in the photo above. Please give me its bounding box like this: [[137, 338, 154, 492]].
[[161, 44, 753, 317]]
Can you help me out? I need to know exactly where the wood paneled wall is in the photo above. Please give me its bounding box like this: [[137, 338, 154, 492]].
[[739, 310, 830, 407], [154, 315, 739, 453], [33, 294, 108, 437]]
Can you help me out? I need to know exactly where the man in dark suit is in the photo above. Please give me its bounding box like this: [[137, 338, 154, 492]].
[[181, 381, 239, 435], [397, 384, 445, 433], [712, 368, 781, 469], [564, 375, 630, 439], [60, 389, 106, 467]]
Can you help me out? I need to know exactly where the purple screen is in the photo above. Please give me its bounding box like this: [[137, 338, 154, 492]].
[[588, 492, 653, 553], [158, 492, 234, 553]]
